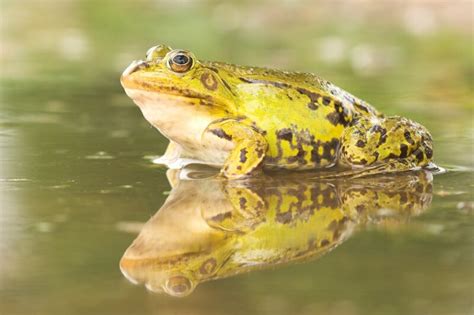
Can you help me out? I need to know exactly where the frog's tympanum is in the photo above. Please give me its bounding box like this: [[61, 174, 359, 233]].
[[119, 169, 433, 297], [121, 45, 434, 178]]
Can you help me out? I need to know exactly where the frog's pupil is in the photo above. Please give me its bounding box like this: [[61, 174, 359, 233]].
[[173, 54, 189, 65]]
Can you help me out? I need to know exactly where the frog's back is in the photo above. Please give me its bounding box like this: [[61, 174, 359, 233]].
[[206, 61, 379, 118], [205, 61, 380, 169]]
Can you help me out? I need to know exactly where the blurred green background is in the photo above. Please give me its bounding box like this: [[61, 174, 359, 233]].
[[1, 1, 473, 315]]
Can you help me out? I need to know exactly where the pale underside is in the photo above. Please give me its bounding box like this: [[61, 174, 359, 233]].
[[124, 88, 234, 168]]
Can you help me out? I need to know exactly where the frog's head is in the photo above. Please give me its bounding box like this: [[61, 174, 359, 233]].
[[120, 45, 236, 112]]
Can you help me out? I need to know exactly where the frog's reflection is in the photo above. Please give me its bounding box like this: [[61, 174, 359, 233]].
[[120, 169, 433, 297]]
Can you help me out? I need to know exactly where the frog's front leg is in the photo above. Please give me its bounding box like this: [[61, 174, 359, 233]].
[[205, 184, 266, 233], [153, 141, 181, 166], [338, 116, 433, 177], [204, 119, 268, 179]]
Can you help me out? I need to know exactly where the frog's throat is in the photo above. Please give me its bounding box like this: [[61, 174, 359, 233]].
[[124, 88, 219, 145]]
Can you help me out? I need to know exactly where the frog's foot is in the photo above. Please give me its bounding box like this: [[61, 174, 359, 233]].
[[204, 118, 268, 179], [337, 116, 433, 178], [321, 161, 422, 179], [153, 141, 204, 169], [153, 156, 206, 169]]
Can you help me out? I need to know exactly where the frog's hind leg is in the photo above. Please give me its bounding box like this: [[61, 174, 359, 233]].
[[335, 116, 433, 178]]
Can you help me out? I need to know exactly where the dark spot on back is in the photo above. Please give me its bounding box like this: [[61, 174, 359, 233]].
[[370, 125, 383, 133], [307, 102, 318, 110], [327, 102, 351, 126], [354, 103, 369, 113], [295, 87, 324, 111], [322, 97, 332, 105], [326, 112, 341, 126], [356, 140, 365, 148]]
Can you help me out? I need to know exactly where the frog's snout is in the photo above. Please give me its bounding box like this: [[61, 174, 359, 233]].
[[122, 59, 152, 78]]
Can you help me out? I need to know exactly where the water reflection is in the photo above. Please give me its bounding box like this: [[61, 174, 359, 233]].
[[120, 169, 433, 297]]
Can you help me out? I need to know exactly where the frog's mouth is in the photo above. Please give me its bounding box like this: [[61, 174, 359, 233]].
[[121, 60, 221, 107]]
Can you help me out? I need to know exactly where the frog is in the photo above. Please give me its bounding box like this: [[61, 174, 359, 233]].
[[121, 44, 434, 179], [119, 169, 433, 297]]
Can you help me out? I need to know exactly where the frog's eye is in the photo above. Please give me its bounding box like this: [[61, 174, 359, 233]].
[[168, 51, 193, 73], [163, 275, 195, 297]]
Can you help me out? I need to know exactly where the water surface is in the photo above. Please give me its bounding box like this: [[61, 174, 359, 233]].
[[1, 1, 473, 314]]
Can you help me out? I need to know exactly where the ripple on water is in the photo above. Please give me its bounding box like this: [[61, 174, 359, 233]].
[[85, 151, 115, 160]]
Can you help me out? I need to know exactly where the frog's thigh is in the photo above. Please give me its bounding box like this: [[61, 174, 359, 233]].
[[204, 119, 268, 179], [338, 117, 433, 177], [339, 120, 378, 167]]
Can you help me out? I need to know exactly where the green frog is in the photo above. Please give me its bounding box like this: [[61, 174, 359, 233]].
[[119, 169, 433, 297], [121, 45, 434, 178]]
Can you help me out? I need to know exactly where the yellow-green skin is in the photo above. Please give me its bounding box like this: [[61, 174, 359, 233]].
[[121, 45, 434, 178], [120, 169, 433, 297]]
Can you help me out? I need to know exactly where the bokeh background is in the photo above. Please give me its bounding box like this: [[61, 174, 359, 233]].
[[1, 1, 473, 315]]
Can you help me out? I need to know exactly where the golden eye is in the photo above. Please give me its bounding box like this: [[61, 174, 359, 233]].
[[168, 51, 193, 73]]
